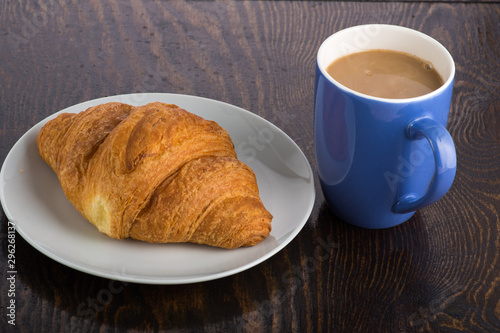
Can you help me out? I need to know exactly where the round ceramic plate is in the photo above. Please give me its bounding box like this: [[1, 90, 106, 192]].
[[0, 93, 315, 284]]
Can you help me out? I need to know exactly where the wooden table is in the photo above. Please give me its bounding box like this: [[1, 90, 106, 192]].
[[1, 1, 499, 332]]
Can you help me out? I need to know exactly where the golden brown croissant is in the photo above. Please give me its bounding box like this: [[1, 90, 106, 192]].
[[37, 101, 272, 249]]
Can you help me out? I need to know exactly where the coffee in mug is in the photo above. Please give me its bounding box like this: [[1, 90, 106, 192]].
[[314, 24, 457, 229], [326, 49, 444, 99]]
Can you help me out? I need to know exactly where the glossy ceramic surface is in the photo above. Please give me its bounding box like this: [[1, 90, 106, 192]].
[[314, 24, 456, 228]]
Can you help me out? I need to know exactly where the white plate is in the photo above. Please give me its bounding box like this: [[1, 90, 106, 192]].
[[0, 93, 315, 284]]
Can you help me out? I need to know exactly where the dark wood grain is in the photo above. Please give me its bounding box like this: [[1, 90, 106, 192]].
[[1, 1, 499, 332]]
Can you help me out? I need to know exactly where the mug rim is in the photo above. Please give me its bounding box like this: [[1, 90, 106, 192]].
[[317, 24, 455, 103]]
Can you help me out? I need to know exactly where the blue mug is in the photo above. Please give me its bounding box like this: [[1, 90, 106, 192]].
[[314, 24, 457, 229]]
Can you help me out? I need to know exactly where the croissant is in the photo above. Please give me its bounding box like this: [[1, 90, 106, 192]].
[[37, 101, 272, 249]]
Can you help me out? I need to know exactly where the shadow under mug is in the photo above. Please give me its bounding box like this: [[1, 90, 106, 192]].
[[314, 24, 457, 229]]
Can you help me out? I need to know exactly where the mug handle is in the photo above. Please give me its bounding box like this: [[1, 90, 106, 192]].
[[393, 117, 457, 214]]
